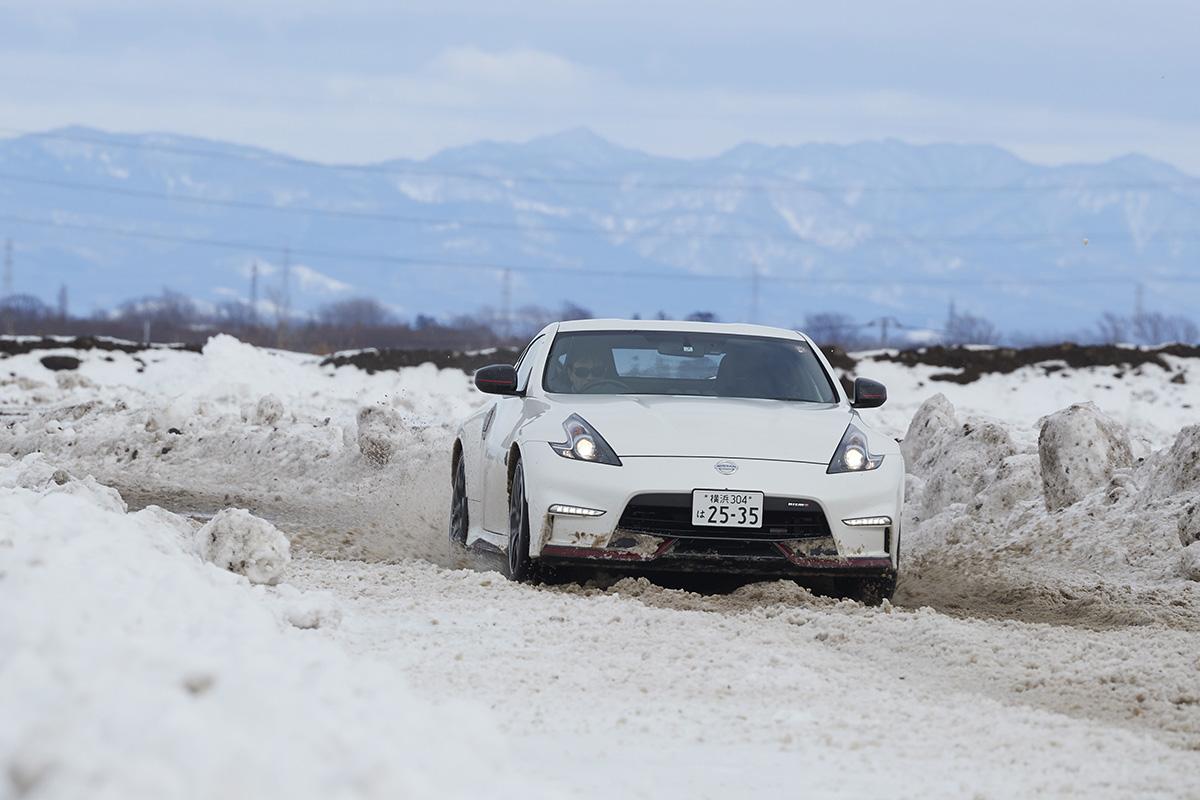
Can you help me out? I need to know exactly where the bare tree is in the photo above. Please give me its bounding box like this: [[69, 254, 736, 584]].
[[944, 310, 1000, 345], [115, 289, 198, 326], [217, 300, 257, 328], [1095, 312, 1129, 344], [559, 302, 593, 321], [1, 293, 54, 336], [316, 297, 394, 328], [508, 301, 594, 338], [1132, 312, 1199, 345], [685, 311, 719, 322], [802, 312, 870, 350]]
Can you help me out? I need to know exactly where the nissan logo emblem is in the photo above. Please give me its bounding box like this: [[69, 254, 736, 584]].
[[714, 460, 738, 475]]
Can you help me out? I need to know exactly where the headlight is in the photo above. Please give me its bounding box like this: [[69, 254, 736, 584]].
[[549, 414, 622, 466], [827, 422, 884, 474]]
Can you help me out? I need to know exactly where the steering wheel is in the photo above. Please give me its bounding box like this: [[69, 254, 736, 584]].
[[582, 378, 630, 393]]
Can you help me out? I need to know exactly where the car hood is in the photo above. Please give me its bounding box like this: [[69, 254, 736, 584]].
[[543, 394, 852, 464]]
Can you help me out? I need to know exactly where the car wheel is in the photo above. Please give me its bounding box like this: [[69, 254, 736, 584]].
[[848, 575, 896, 606], [505, 459, 535, 582], [448, 454, 469, 548]]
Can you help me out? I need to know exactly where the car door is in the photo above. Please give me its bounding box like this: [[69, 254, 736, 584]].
[[481, 333, 547, 533]]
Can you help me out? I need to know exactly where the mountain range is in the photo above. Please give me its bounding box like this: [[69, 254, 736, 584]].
[[1, 126, 1197, 336]]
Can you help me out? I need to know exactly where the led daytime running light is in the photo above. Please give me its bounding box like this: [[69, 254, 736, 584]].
[[549, 504, 606, 517], [842, 516, 892, 527]]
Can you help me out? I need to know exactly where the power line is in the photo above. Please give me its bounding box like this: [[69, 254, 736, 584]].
[[2, 170, 1197, 247], [4, 126, 1200, 196], [2, 211, 1198, 288]]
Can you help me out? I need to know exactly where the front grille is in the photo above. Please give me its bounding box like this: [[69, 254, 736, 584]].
[[670, 538, 788, 559], [616, 493, 831, 541]]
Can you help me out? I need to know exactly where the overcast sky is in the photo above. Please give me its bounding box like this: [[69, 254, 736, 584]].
[[2, 0, 1198, 171]]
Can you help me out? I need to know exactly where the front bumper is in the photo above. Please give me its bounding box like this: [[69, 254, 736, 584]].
[[521, 445, 904, 574]]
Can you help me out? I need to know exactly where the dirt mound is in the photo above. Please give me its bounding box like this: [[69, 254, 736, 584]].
[[0, 335, 201, 358], [320, 346, 522, 374], [873, 343, 1198, 384]]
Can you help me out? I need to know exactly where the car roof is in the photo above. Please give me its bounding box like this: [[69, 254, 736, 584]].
[[554, 318, 807, 339]]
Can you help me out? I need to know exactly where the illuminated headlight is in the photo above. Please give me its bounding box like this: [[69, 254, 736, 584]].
[[842, 516, 892, 527], [843, 446, 867, 471], [549, 414, 622, 466], [549, 504, 606, 517], [574, 437, 597, 461], [827, 422, 884, 474]]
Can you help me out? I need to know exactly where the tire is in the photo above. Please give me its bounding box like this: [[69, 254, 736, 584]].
[[848, 575, 897, 606], [505, 459, 535, 582], [448, 454, 469, 548]]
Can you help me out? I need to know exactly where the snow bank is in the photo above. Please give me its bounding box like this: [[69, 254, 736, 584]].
[[903, 396, 1200, 593], [0, 455, 541, 799], [900, 393, 1017, 520], [1038, 403, 1134, 511], [1, 337, 487, 563]]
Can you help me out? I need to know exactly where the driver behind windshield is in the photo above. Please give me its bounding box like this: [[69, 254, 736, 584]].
[[563, 343, 614, 392]]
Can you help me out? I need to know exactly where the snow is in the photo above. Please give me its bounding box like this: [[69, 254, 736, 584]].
[[1038, 402, 1134, 511], [3, 335, 1200, 798], [900, 394, 1200, 625], [196, 508, 291, 585], [0, 454, 539, 800], [855, 351, 1197, 452], [355, 403, 406, 466]]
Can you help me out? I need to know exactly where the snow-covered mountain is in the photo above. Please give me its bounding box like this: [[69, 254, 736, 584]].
[[1, 126, 1197, 332]]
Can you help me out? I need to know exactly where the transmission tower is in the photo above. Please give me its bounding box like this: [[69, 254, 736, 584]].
[[2, 238, 11, 298]]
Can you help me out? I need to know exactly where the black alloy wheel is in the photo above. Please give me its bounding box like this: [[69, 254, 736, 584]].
[[505, 459, 534, 582], [448, 455, 469, 547]]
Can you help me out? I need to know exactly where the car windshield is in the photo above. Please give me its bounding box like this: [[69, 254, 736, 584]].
[[542, 331, 839, 402]]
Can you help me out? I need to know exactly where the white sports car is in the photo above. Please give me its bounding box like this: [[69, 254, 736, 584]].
[[450, 319, 903, 602]]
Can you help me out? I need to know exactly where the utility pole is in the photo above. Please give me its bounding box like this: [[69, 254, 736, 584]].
[[249, 260, 259, 327], [57, 284, 68, 321], [1134, 282, 1145, 321], [880, 316, 890, 348], [501, 268, 512, 342]]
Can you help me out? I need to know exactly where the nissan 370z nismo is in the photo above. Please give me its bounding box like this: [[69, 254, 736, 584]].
[[449, 319, 903, 603]]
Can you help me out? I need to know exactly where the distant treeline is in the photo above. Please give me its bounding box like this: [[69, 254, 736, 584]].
[[0, 288, 1196, 353]]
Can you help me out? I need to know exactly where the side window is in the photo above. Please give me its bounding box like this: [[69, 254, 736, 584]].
[[514, 334, 545, 391]]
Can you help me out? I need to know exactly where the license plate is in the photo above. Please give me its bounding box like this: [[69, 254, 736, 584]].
[[691, 490, 764, 528]]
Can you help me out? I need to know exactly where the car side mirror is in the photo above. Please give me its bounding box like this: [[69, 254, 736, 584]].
[[851, 377, 887, 409], [474, 364, 520, 395]]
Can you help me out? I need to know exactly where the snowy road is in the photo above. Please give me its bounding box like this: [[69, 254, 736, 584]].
[[282, 553, 1200, 797], [4, 337, 1200, 797]]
